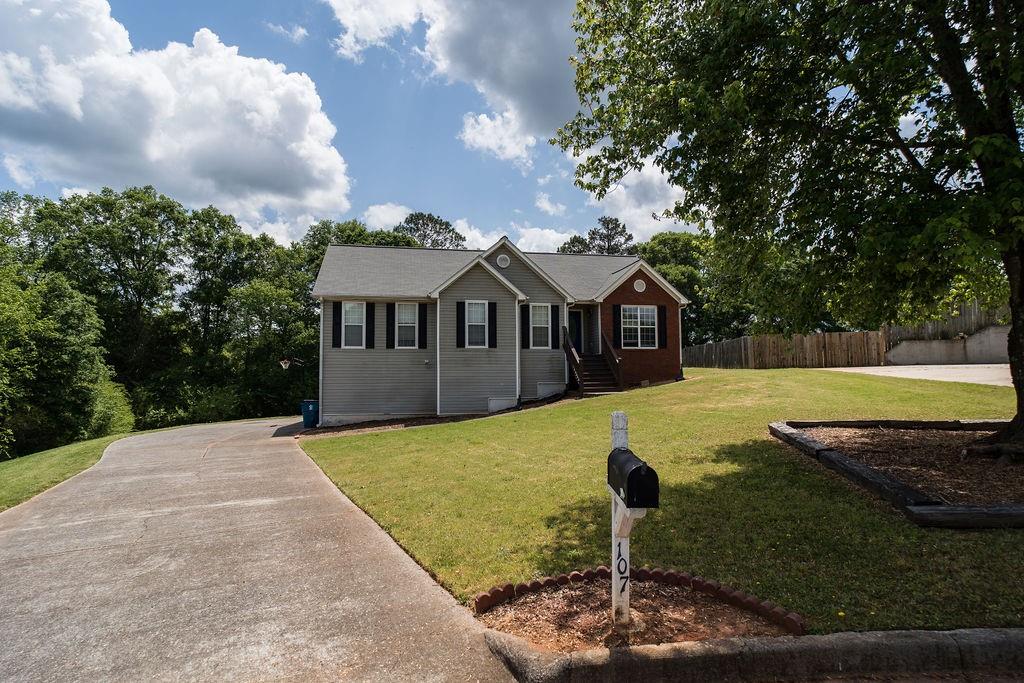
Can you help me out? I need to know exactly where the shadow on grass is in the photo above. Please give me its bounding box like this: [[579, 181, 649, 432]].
[[527, 437, 1024, 633]]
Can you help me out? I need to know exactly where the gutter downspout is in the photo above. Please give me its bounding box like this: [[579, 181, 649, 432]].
[[318, 298, 324, 426]]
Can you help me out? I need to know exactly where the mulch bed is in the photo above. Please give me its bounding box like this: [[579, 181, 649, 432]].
[[298, 394, 575, 439], [805, 427, 1024, 505], [478, 581, 784, 653]]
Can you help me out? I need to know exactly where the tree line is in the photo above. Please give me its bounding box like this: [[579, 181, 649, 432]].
[[0, 188, 430, 458], [0, 185, 763, 458]]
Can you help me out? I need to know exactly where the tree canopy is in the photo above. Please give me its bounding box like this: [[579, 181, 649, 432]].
[[557, 215, 635, 254], [393, 212, 465, 249], [557, 0, 1024, 439], [0, 187, 422, 458]]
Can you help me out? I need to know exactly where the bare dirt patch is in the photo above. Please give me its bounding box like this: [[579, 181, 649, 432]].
[[478, 581, 784, 653], [806, 427, 1024, 505]]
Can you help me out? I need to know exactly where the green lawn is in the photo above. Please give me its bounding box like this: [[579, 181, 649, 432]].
[[0, 432, 132, 511], [302, 368, 1023, 634]]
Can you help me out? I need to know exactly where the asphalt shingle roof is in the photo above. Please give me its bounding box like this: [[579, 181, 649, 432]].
[[526, 252, 639, 302], [311, 243, 644, 302]]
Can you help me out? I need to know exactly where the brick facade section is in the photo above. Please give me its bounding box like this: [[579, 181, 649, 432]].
[[600, 269, 681, 386]]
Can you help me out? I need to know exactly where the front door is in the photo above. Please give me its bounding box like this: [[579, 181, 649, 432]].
[[568, 309, 583, 352]]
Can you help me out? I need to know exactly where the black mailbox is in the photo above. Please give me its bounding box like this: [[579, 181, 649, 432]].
[[607, 448, 659, 508]]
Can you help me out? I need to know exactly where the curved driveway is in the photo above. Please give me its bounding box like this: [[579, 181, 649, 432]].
[[0, 420, 508, 682]]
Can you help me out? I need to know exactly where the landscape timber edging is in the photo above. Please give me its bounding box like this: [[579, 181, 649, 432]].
[[768, 419, 1024, 528], [472, 566, 807, 635], [484, 627, 1024, 683]]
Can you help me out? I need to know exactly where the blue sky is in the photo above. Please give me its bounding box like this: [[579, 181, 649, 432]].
[[0, 0, 686, 250]]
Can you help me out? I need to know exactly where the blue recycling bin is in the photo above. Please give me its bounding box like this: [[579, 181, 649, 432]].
[[301, 400, 318, 428]]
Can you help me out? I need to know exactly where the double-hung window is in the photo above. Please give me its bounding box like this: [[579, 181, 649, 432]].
[[621, 304, 657, 349], [530, 304, 550, 349], [466, 301, 487, 348], [342, 301, 365, 348], [396, 302, 418, 348]]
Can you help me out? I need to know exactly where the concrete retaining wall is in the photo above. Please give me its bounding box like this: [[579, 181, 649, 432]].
[[886, 325, 1008, 365]]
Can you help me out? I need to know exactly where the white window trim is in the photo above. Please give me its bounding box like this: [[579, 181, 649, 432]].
[[465, 300, 488, 349], [621, 304, 658, 350], [529, 303, 552, 350], [341, 301, 366, 349], [395, 301, 419, 349]]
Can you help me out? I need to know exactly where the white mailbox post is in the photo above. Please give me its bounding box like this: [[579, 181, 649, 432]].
[[607, 411, 659, 630]]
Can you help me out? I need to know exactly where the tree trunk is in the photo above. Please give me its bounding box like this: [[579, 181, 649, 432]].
[[964, 243, 1024, 459]]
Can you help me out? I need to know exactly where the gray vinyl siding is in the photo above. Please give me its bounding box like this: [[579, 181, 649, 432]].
[[321, 300, 436, 420], [486, 245, 567, 399], [438, 265, 518, 414]]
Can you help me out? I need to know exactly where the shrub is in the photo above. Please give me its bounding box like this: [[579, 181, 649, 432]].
[[88, 375, 135, 438]]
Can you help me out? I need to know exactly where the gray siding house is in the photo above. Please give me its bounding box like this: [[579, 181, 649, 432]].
[[312, 236, 689, 426]]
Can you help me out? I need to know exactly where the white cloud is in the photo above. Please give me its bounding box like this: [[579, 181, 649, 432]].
[[454, 217, 503, 249], [2, 154, 33, 188], [323, 0, 431, 61], [322, 0, 577, 167], [459, 110, 535, 169], [514, 225, 575, 252], [60, 186, 90, 198], [590, 158, 692, 241], [534, 191, 565, 217], [0, 1, 351, 241], [363, 202, 411, 230], [899, 113, 922, 139], [452, 216, 575, 252], [264, 22, 309, 44]]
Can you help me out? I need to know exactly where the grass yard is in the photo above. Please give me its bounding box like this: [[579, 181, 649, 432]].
[[302, 368, 1024, 634], [0, 433, 132, 511]]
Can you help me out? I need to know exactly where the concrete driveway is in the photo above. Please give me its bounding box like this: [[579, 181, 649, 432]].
[[824, 363, 1012, 387], [0, 420, 510, 682]]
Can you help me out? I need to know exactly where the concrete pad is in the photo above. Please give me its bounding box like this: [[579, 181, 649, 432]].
[[823, 364, 1012, 387], [0, 420, 510, 682]]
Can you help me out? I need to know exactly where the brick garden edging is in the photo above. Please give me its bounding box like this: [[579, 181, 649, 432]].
[[484, 627, 1024, 683], [769, 419, 1024, 528], [473, 566, 807, 635]]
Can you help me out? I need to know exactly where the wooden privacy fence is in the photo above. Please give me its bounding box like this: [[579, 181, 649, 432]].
[[682, 330, 887, 369], [885, 299, 1007, 346]]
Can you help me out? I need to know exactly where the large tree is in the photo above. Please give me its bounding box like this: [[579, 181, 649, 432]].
[[393, 212, 465, 249], [557, 216, 636, 254], [33, 187, 188, 396], [557, 1, 1023, 449], [635, 231, 753, 344]]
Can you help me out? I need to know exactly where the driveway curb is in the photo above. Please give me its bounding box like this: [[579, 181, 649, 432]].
[[484, 627, 1024, 682]]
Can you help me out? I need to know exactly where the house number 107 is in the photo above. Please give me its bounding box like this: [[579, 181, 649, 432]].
[[616, 540, 629, 594]]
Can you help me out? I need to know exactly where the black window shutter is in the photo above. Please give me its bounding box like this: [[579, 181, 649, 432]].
[[657, 305, 668, 349], [418, 303, 428, 349], [612, 304, 622, 349], [332, 302, 341, 348], [488, 301, 498, 348], [385, 303, 395, 349], [456, 301, 465, 348], [550, 304, 560, 349], [520, 304, 530, 349], [365, 303, 376, 348]]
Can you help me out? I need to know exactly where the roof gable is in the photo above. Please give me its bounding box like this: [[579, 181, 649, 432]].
[[480, 237, 573, 301], [429, 257, 527, 300]]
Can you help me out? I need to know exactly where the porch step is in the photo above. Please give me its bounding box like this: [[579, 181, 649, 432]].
[[577, 354, 623, 393]]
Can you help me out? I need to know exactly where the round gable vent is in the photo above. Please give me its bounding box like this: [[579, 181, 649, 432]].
[[496, 254, 511, 268], [633, 278, 647, 293]]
